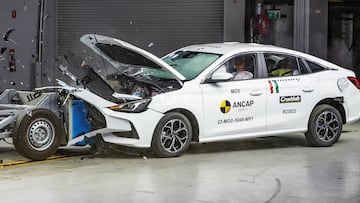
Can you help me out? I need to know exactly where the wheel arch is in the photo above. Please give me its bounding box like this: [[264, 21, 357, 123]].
[[313, 97, 346, 124], [165, 108, 200, 143]]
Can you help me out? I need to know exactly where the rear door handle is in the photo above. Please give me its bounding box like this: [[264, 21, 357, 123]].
[[302, 87, 314, 93]]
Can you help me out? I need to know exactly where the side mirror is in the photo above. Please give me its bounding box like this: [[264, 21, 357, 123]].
[[205, 72, 233, 83]]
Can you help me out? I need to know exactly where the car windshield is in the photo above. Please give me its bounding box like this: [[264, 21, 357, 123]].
[[161, 51, 221, 80], [91, 42, 220, 81]]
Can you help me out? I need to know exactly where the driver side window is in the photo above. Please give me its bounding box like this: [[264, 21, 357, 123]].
[[231, 55, 255, 80], [212, 54, 256, 81]]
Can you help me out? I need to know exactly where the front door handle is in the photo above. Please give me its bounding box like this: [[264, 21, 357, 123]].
[[250, 91, 262, 96]]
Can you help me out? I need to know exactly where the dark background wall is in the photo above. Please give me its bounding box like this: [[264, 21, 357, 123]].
[[308, 0, 328, 59], [0, 0, 39, 90]]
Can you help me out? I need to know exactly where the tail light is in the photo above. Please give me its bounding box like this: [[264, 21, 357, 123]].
[[347, 76, 360, 89]]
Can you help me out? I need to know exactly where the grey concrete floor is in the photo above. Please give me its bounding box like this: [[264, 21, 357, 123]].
[[0, 122, 360, 203]]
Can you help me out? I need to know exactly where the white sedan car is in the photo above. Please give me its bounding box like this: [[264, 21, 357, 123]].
[[6, 34, 360, 160]]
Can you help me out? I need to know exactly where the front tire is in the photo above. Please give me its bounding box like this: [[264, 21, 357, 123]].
[[12, 109, 62, 160], [305, 104, 342, 147], [151, 112, 192, 157]]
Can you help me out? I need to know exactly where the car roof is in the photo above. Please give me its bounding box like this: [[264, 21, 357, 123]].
[[179, 42, 345, 71], [180, 42, 298, 55]]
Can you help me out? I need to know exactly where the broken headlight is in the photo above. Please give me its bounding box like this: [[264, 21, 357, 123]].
[[108, 98, 151, 113]]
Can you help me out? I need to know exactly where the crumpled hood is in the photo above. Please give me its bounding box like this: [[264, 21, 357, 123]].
[[80, 34, 186, 81]]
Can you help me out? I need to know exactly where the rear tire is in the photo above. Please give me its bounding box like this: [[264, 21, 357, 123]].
[[12, 109, 62, 160], [151, 112, 192, 157], [305, 104, 342, 147]]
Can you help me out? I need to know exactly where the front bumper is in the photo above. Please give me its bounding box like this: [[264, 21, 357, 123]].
[[68, 107, 164, 148]]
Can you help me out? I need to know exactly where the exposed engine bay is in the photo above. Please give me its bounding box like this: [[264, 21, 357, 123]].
[[62, 51, 182, 104], [109, 71, 182, 99]]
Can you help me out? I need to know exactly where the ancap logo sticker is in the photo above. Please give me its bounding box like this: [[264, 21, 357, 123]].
[[280, 95, 301, 103], [268, 80, 279, 94], [220, 100, 255, 113], [220, 100, 231, 114]]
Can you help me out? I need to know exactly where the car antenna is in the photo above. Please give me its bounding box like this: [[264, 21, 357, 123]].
[[93, 33, 110, 83]]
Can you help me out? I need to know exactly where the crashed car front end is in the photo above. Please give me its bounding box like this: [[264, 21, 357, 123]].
[[55, 34, 193, 148], [58, 33, 220, 148], [64, 86, 164, 148]]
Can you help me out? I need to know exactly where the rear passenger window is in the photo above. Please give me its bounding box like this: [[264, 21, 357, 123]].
[[264, 53, 299, 77], [306, 60, 326, 73]]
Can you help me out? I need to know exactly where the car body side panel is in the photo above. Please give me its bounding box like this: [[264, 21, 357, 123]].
[[309, 70, 360, 124], [148, 82, 205, 135], [198, 128, 304, 143], [265, 75, 313, 131], [343, 97, 360, 123], [339, 79, 360, 123], [200, 79, 267, 138]]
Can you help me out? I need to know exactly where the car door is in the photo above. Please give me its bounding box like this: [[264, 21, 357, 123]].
[[200, 53, 267, 140], [263, 53, 317, 131]]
